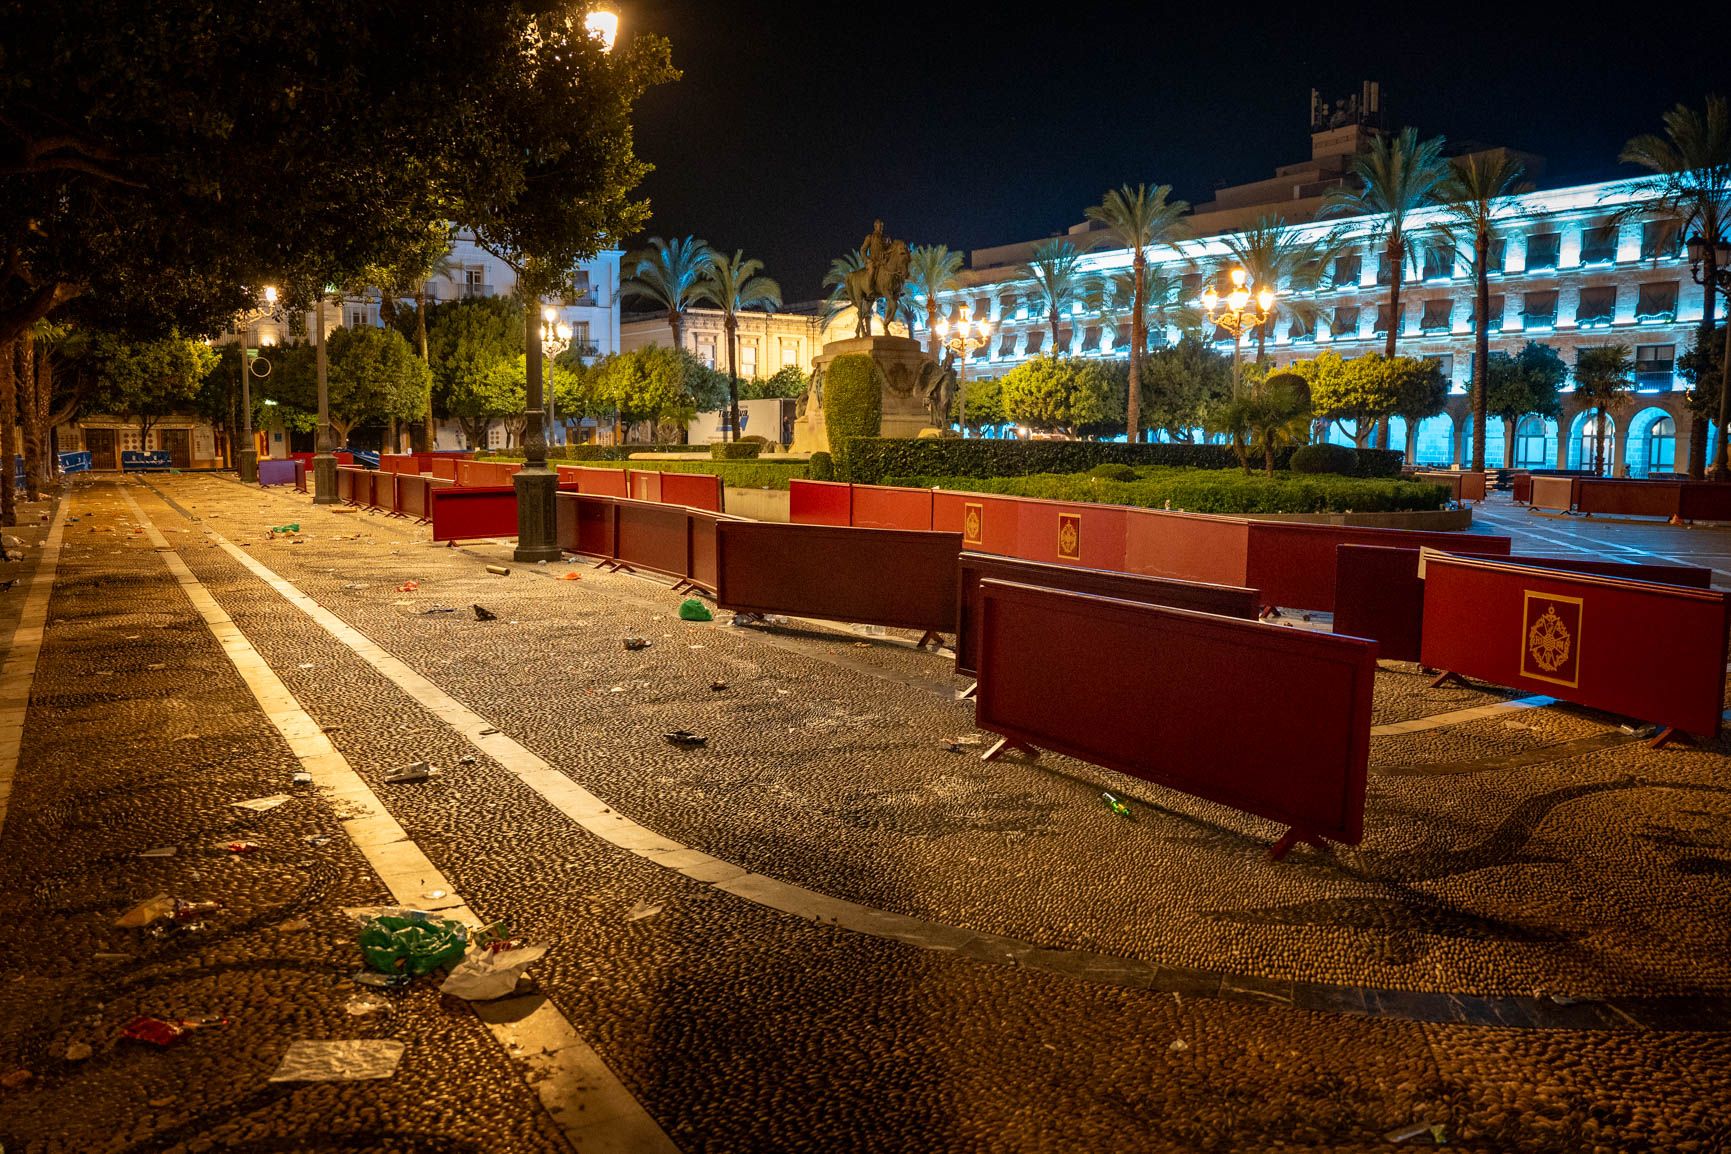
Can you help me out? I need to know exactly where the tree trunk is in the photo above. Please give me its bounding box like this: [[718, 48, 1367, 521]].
[[1471, 232, 1490, 471], [725, 314, 740, 442], [1050, 307, 1062, 355], [0, 340, 14, 526], [416, 290, 435, 452], [670, 311, 683, 352], [1126, 252, 1144, 443], [1384, 236, 1403, 359], [1405, 422, 1419, 465], [19, 332, 39, 501], [1502, 417, 1515, 469], [1692, 247, 1717, 479]]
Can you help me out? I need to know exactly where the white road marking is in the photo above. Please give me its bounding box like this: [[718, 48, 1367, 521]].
[[0, 498, 68, 840], [1370, 695, 1556, 737], [120, 486, 678, 1154]]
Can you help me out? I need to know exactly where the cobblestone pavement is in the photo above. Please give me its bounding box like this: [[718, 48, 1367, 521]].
[[0, 474, 1728, 1153]]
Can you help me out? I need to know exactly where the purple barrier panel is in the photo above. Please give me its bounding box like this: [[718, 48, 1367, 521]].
[[257, 460, 297, 487], [956, 552, 1260, 678], [715, 521, 961, 635], [429, 485, 518, 543], [975, 579, 1376, 856], [789, 479, 852, 526]]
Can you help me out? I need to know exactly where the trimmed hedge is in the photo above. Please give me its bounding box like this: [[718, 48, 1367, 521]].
[[807, 451, 835, 481], [559, 444, 693, 461], [881, 468, 1450, 515], [710, 441, 762, 460], [824, 355, 883, 479], [555, 457, 807, 490], [1289, 443, 1358, 475], [844, 438, 1402, 484]]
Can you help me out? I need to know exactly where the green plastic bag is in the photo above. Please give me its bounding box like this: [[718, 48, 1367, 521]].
[[678, 598, 713, 622], [354, 909, 468, 977]]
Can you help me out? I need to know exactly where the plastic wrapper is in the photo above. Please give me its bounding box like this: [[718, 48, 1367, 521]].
[[345, 907, 467, 977], [269, 1039, 403, 1082], [438, 944, 547, 1001]]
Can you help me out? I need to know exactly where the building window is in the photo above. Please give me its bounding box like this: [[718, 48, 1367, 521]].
[[1467, 295, 1505, 332], [1024, 329, 1046, 355], [1331, 255, 1361, 290], [1515, 416, 1549, 468], [997, 333, 1018, 358], [998, 293, 1019, 320], [462, 267, 487, 297], [120, 429, 143, 452], [1295, 259, 1321, 292], [1575, 286, 1617, 327], [1634, 281, 1679, 322], [1419, 299, 1452, 332], [1647, 417, 1677, 473], [1422, 244, 1454, 281], [1376, 255, 1395, 285], [349, 309, 368, 328], [1180, 273, 1203, 300], [1483, 238, 1507, 276], [1522, 290, 1558, 329], [487, 425, 506, 449], [1373, 305, 1399, 337], [1331, 306, 1360, 338], [1526, 233, 1560, 271], [739, 342, 758, 376], [1287, 313, 1315, 342], [1080, 325, 1102, 353], [1635, 343, 1676, 387], [781, 341, 799, 368], [571, 270, 592, 302], [1641, 220, 1682, 262], [571, 320, 591, 349], [1579, 224, 1618, 265], [696, 338, 717, 368], [1428, 354, 1454, 380]]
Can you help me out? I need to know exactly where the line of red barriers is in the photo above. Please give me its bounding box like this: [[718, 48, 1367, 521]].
[[1411, 470, 1487, 502], [555, 491, 745, 594], [1525, 475, 1731, 521]]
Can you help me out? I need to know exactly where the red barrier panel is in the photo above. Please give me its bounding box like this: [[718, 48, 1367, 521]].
[[1413, 471, 1487, 502], [850, 483, 934, 531], [456, 460, 521, 488], [380, 454, 417, 475], [1512, 473, 1532, 504], [555, 491, 618, 560], [1529, 475, 1578, 512], [658, 471, 723, 513], [1122, 508, 1253, 588], [336, 466, 366, 504], [291, 451, 355, 468], [1576, 479, 1680, 518], [371, 470, 397, 512], [933, 491, 1021, 555], [430, 485, 518, 543], [789, 479, 852, 526], [395, 474, 444, 522], [1421, 552, 1730, 739], [627, 469, 664, 504], [294, 460, 308, 493], [1679, 483, 1731, 522], [428, 457, 460, 482], [1245, 522, 1510, 613], [614, 498, 694, 581], [1010, 498, 1129, 571], [715, 522, 960, 634], [956, 552, 1259, 677], [975, 580, 1376, 854], [566, 466, 629, 498]]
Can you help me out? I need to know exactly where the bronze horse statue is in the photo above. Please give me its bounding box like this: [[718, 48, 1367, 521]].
[[845, 222, 912, 337]]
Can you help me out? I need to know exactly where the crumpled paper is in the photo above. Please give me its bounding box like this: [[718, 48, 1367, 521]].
[[269, 1039, 405, 1082], [438, 945, 548, 1001]]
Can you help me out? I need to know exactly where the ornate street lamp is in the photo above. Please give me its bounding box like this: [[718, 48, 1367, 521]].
[[541, 306, 574, 434], [1200, 267, 1275, 397], [1686, 233, 1731, 480], [934, 304, 991, 438], [234, 285, 286, 483]]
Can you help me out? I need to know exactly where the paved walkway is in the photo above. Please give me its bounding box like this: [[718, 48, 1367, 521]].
[[0, 476, 1728, 1153]]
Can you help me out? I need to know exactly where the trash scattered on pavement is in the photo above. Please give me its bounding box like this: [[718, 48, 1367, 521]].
[[472, 604, 497, 621], [225, 841, 260, 854], [351, 970, 413, 989], [420, 606, 456, 615], [277, 919, 312, 933], [626, 901, 663, 923], [115, 895, 179, 928], [678, 598, 713, 622], [232, 794, 292, 812], [1618, 722, 1658, 738], [384, 761, 441, 785], [710, 681, 728, 692], [1, 1068, 33, 1089], [663, 730, 707, 747], [1384, 1121, 1448, 1145], [348, 907, 468, 977], [439, 942, 548, 1001], [292, 770, 314, 786], [396, 580, 419, 592], [1102, 792, 1134, 820], [120, 1016, 226, 1048], [942, 735, 982, 753], [344, 995, 391, 1017], [269, 1039, 405, 1082], [63, 1042, 92, 1062], [559, 571, 581, 581], [623, 636, 650, 650], [479, 727, 499, 735], [485, 565, 509, 576], [268, 523, 301, 536], [137, 847, 177, 858], [1168, 1037, 1189, 1052], [729, 611, 767, 627], [302, 835, 332, 847]]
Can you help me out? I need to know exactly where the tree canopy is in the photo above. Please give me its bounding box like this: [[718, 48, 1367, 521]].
[[86, 332, 218, 437], [999, 355, 1116, 434], [323, 326, 430, 444], [1138, 337, 1232, 440], [1473, 341, 1566, 421]]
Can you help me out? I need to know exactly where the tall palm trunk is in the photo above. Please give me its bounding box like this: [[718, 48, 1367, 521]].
[[36, 344, 56, 492], [19, 332, 39, 501], [1049, 306, 1062, 355], [1692, 247, 1717, 478], [0, 340, 14, 526], [417, 289, 434, 451], [1471, 231, 1490, 471], [1126, 252, 1144, 442], [669, 311, 683, 352], [725, 315, 740, 442], [1380, 235, 1403, 450]]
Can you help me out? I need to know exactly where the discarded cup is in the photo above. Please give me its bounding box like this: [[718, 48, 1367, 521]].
[[623, 636, 650, 651], [397, 581, 419, 593]]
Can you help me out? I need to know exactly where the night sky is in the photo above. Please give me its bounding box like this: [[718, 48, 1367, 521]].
[[625, 2, 1731, 301]]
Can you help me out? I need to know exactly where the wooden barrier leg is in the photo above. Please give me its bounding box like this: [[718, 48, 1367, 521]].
[[1427, 670, 1472, 689], [915, 630, 944, 650], [1268, 826, 1330, 862], [955, 681, 977, 701], [981, 737, 1039, 763], [1649, 727, 1695, 750]]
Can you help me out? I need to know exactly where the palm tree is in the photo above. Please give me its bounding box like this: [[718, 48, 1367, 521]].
[[1215, 216, 1346, 361], [622, 236, 714, 351], [697, 250, 782, 441], [1024, 239, 1087, 358], [1324, 127, 1451, 361], [1621, 96, 1731, 478], [1085, 185, 1190, 442], [1438, 153, 1531, 471], [908, 244, 964, 354]]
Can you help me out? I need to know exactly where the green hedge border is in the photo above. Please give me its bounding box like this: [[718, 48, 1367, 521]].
[[842, 439, 1403, 485]]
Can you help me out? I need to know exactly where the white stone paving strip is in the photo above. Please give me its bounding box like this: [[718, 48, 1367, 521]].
[[119, 487, 678, 1154], [1369, 694, 1556, 737], [0, 499, 68, 840]]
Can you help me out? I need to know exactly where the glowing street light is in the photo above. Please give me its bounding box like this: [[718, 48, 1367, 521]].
[[935, 304, 992, 438], [584, 8, 619, 51], [1201, 266, 1275, 396]]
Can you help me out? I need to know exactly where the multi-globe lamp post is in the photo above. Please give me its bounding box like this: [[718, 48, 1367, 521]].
[[934, 304, 992, 438], [515, 5, 616, 561], [541, 306, 574, 433], [234, 285, 287, 483], [1200, 267, 1274, 398], [1686, 233, 1731, 480]]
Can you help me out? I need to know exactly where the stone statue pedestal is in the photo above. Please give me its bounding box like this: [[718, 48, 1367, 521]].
[[794, 335, 938, 453]]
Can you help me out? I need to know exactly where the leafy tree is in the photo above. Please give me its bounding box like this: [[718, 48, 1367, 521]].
[[1471, 341, 1565, 466], [1385, 356, 1449, 464], [949, 375, 1007, 432], [428, 297, 523, 447], [1301, 351, 1402, 447], [624, 236, 714, 350], [742, 364, 807, 401], [697, 249, 781, 441], [1024, 240, 1088, 355], [590, 346, 726, 441], [86, 332, 217, 442], [1573, 344, 1634, 474], [1324, 128, 1452, 359], [1621, 96, 1730, 476], [1085, 185, 1189, 440], [1208, 370, 1312, 475], [1139, 336, 1232, 440], [1438, 153, 1532, 469], [908, 245, 964, 351], [999, 356, 1115, 435], [1214, 215, 1344, 361], [1680, 330, 1726, 433], [320, 326, 429, 446]]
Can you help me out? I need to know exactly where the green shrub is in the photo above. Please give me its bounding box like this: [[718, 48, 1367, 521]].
[[1288, 443, 1359, 475], [531, 457, 808, 489], [710, 441, 762, 460], [823, 355, 883, 479], [485, 444, 693, 462], [1087, 462, 1140, 482], [807, 451, 835, 481], [880, 467, 1450, 515], [843, 437, 1403, 484]]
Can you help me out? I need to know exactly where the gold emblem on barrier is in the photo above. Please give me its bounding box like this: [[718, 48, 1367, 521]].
[[1057, 513, 1081, 560], [1519, 591, 1582, 688], [963, 502, 983, 545]]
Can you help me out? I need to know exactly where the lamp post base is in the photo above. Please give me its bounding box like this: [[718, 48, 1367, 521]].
[[312, 453, 338, 505], [513, 467, 561, 562], [238, 448, 258, 484]]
